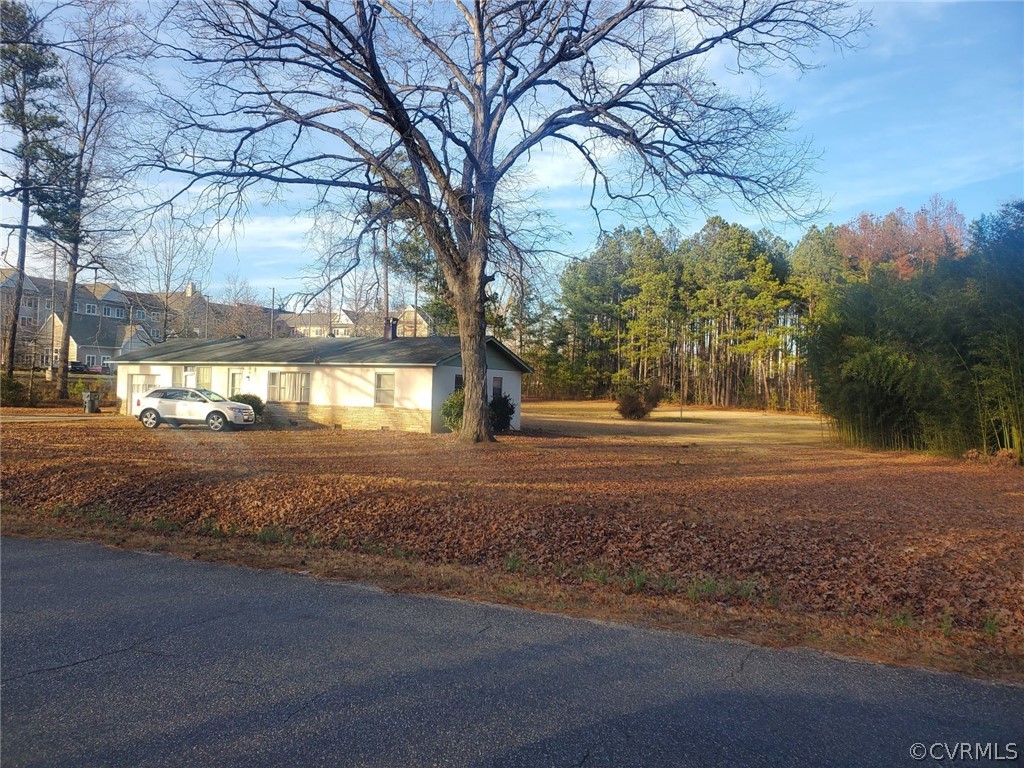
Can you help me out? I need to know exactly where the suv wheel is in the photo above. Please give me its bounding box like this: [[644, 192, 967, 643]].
[[140, 409, 160, 429], [206, 411, 230, 432]]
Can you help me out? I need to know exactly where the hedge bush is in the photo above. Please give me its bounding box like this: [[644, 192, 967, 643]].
[[1, 374, 26, 406], [441, 388, 518, 433], [231, 393, 266, 423], [441, 388, 465, 432], [490, 393, 516, 433]]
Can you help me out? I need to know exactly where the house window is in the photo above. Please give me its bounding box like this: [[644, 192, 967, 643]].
[[116, 307, 125, 318], [21, 297, 35, 308], [73, 302, 80, 313], [101, 356, 111, 365], [172, 366, 183, 387], [85, 303, 97, 315], [103, 305, 112, 317], [85, 354, 96, 366], [44, 299, 52, 310], [492, 376, 503, 400], [197, 366, 212, 390], [374, 372, 395, 407], [454, 374, 464, 391], [268, 371, 310, 403], [135, 309, 146, 320], [52, 348, 60, 363], [151, 311, 160, 321]]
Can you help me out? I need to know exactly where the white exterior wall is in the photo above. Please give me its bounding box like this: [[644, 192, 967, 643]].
[[118, 363, 435, 418]]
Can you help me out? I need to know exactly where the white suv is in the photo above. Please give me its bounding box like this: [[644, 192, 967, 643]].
[[132, 387, 256, 432]]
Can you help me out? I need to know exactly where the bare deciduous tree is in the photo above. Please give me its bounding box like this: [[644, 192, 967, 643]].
[[217, 272, 271, 338], [153, 0, 866, 441], [128, 204, 212, 342]]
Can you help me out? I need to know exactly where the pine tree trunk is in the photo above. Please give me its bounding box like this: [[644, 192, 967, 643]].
[[3, 153, 31, 378]]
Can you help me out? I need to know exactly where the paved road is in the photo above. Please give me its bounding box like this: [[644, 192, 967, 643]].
[[2, 538, 1020, 767]]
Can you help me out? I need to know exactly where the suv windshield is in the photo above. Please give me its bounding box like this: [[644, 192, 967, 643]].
[[197, 389, 227, 402]]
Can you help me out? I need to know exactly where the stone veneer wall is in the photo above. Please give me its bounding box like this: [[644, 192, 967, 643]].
[[266, 402, 432, 433]]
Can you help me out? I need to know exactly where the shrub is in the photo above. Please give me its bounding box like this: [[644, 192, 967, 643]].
[[615, 381, 663, 420], [441, 388, 465, 432], [616, 389, 646, 420], [0, 374, 26, 406], [489, 393, 516, 433], [643, 382, 664, 412], [231, 393, 266, 423], [443, 388, 518, 433]]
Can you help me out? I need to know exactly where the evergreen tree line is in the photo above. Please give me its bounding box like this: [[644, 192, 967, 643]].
[[512, 199, 1022, 461], [809, 201, 1022, 459]]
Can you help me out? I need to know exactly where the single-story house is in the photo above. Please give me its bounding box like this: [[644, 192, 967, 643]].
[[113, 335, 531, 433]]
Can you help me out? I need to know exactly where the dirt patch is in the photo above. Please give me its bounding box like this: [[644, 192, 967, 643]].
[[3, 404, 1022, 681]]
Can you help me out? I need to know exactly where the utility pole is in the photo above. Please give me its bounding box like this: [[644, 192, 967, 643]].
[[50, 243, 56, 370], [270, 287, 275, 338]]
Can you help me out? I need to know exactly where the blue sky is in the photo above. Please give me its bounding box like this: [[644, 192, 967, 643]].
[[14, 1, 1015, 299], [209, 1, 1022, 299]]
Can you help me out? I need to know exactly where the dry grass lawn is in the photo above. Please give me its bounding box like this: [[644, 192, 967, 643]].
[[2, 401, 1022, 681]]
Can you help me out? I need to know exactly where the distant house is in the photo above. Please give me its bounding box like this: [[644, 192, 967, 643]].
[[38, 314, 153, 370], [396, 305, 432, 337], [157, 282, 286, 340], [0, 269, 164, 366], [279, 310, 355, 338], [114, 335, 531, 433]]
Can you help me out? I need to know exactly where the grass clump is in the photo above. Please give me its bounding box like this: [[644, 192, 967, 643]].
[[256, 525, 283, 544], [623, 565, 650, 593], [503, 551, 525, 573]]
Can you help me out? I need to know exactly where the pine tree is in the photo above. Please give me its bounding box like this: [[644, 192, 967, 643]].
[[1, 0, 61, 375]]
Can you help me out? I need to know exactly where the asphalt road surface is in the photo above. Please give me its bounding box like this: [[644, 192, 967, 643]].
[[2, 537, 1021, 767]]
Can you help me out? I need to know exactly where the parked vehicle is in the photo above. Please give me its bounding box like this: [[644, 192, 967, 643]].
[[131, 387, 256, 431], [87, 364, 113, 375], [67, 361, 89, 374]]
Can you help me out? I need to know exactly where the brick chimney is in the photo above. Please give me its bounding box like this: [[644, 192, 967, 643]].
[[384, 316, 398, 340]]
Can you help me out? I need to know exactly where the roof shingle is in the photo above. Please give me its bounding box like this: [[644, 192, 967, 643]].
[[114, 336, 532, 371]]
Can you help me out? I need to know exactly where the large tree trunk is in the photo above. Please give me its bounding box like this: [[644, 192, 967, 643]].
[[3, 153, 32, 378], [450, 245, 493, 443]]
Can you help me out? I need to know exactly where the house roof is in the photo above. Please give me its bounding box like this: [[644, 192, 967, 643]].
[[114, 335, 533, 372]]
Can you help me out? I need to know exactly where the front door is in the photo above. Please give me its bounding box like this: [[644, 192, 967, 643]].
[[229, 369, 244, 397]]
